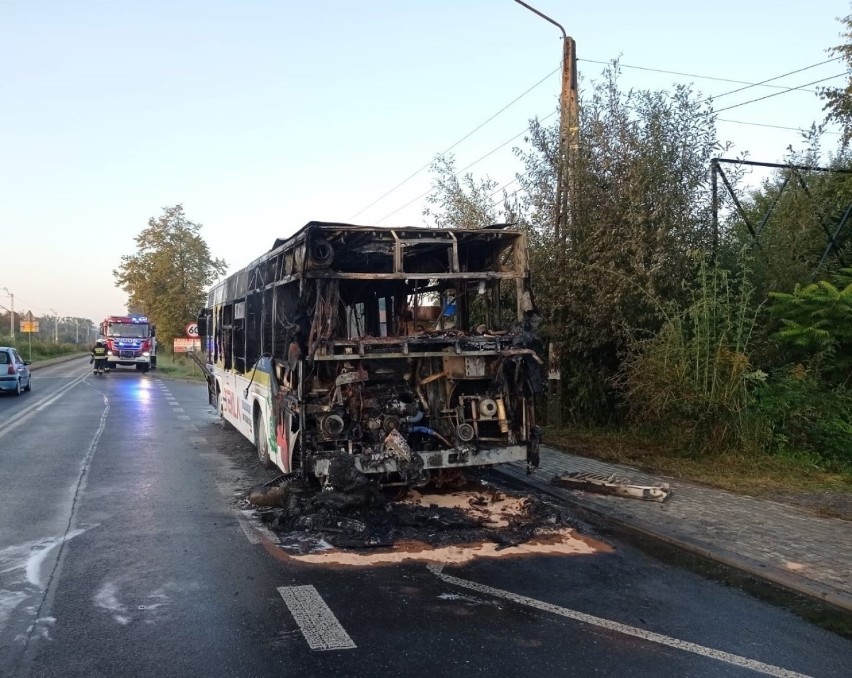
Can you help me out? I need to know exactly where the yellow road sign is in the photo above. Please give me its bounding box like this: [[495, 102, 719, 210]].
[[20, 321, 39, 333]]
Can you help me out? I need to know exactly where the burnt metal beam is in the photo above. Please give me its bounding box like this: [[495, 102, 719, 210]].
[[308, 271, 523, 281], [711, 160, 719, 256], [816, 204, 852, 272], [714, 158, 852, 174], [754, 170, 791, 239], [789, 169, 845, 252], [716, 164, 760, 244], [710, 157, 852, 265]]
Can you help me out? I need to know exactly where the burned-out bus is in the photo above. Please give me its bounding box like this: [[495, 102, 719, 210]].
[[198, 221, 543, 486]]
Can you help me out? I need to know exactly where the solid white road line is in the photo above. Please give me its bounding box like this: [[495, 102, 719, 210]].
[[427, 565, 812, 678], [277, 585, 357, 652], [0, 372, 88, 439]]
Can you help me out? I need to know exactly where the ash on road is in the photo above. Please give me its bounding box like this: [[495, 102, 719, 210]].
[[243, 475, 611, 566]]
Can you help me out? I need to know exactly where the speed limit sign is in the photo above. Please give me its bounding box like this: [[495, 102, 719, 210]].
[[185, 322, 199, 338]]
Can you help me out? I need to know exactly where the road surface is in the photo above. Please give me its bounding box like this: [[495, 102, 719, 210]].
[[0, 358, 848, 677]]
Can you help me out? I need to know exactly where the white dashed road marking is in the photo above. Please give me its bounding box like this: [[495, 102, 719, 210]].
[[237, 517, 260, 544], [277, 585, 356, 651], [427, 565, 812, 678], [238, 511, 277, 543]]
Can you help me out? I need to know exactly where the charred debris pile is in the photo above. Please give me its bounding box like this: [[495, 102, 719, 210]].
[[245, 471, 576, 551]]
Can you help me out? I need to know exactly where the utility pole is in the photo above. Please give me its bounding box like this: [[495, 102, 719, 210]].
[[50, 308, 59, 343], [559, 35, 579, 242], [2, 287, 14, 341], [514, 0, 579, 431]]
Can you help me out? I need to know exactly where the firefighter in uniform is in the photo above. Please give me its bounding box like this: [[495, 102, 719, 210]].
[[90, 339, 109, 374]]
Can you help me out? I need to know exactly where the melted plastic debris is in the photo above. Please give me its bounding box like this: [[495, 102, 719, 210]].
[[245, 476, 611, 564]]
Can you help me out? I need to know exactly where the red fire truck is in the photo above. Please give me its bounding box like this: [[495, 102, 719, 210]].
[[99, 315, 157, 372]]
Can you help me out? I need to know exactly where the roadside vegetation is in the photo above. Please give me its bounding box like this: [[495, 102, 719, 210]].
[[0, 336, 86, 363], [422, 16, 852, 507], [154, 351, 208, 382]]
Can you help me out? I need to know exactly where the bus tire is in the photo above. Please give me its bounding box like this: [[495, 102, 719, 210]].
[[254, 408, 273, 468]]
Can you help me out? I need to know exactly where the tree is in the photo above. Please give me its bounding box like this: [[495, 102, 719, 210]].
[[514, 64, 723, 421], [423, 154, 519, 229], [820, 13, 852, 148], [113, 205, 227, 349]]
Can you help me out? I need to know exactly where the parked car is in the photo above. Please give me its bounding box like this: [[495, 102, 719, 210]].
[[0, 347, 32, 395]]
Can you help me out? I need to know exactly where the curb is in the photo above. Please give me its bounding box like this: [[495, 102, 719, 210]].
[[495, 466, 852, 614]]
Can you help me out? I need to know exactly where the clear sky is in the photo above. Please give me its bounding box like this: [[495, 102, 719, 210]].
[[1, 0, 848, 325]]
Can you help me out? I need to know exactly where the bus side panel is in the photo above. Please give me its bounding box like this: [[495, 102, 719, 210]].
[[216, 367, 292, 475], [218, 372, 252, 441]]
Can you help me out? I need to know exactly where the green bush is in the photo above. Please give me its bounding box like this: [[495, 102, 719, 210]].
[[767, 267, 852, 384], [751, 367, 852, 468], [1, 337, 85, 362]]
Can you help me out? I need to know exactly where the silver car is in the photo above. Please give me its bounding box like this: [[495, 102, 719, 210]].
[[0, 347, 32, 395]]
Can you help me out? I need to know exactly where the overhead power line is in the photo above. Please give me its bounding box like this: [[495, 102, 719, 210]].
[[375, 111, 557, 225], [350, 64, 561, 221], [578, 56, 841, 95], [714, 73, 845, 113], [359, 57, 844, 222], [710, 57, 842, 100], [489, 177, 522, 211], [490, 176, 521, 201], [717, 118, 839, 135]]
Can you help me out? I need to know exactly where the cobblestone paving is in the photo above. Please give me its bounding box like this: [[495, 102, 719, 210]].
[[503, 446, 852, 606]]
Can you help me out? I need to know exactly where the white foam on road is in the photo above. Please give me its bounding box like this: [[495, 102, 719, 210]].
[[94, 581, 130, 625], [0, 530, 87, 589], [25, 529, 86, 587], [0, 591, 28, 629], [0, 529, 88, 639], [277, 585, 356, 651], [428, 564, 813, 678]]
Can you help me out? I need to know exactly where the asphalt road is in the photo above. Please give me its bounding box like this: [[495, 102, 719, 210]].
[[0, 358, 849, 677]]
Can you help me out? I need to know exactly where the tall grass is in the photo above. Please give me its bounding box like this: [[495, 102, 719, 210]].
[[617, 258, 765, 453]]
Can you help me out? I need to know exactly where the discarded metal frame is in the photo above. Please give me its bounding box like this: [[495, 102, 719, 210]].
[[552, 471, 671, 503], [711, 158, 852, 273]]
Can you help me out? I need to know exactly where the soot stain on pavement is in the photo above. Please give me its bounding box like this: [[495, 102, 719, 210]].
[[243, 475, 611, 566]]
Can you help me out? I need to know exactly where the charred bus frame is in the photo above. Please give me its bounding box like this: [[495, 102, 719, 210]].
[[198, 221, 543, 485]]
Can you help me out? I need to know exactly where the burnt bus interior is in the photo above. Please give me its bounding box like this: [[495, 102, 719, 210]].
[[200, 222, 543, 481]]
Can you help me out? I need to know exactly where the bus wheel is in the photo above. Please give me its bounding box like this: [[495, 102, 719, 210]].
[[254, 410, 273, 468]]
